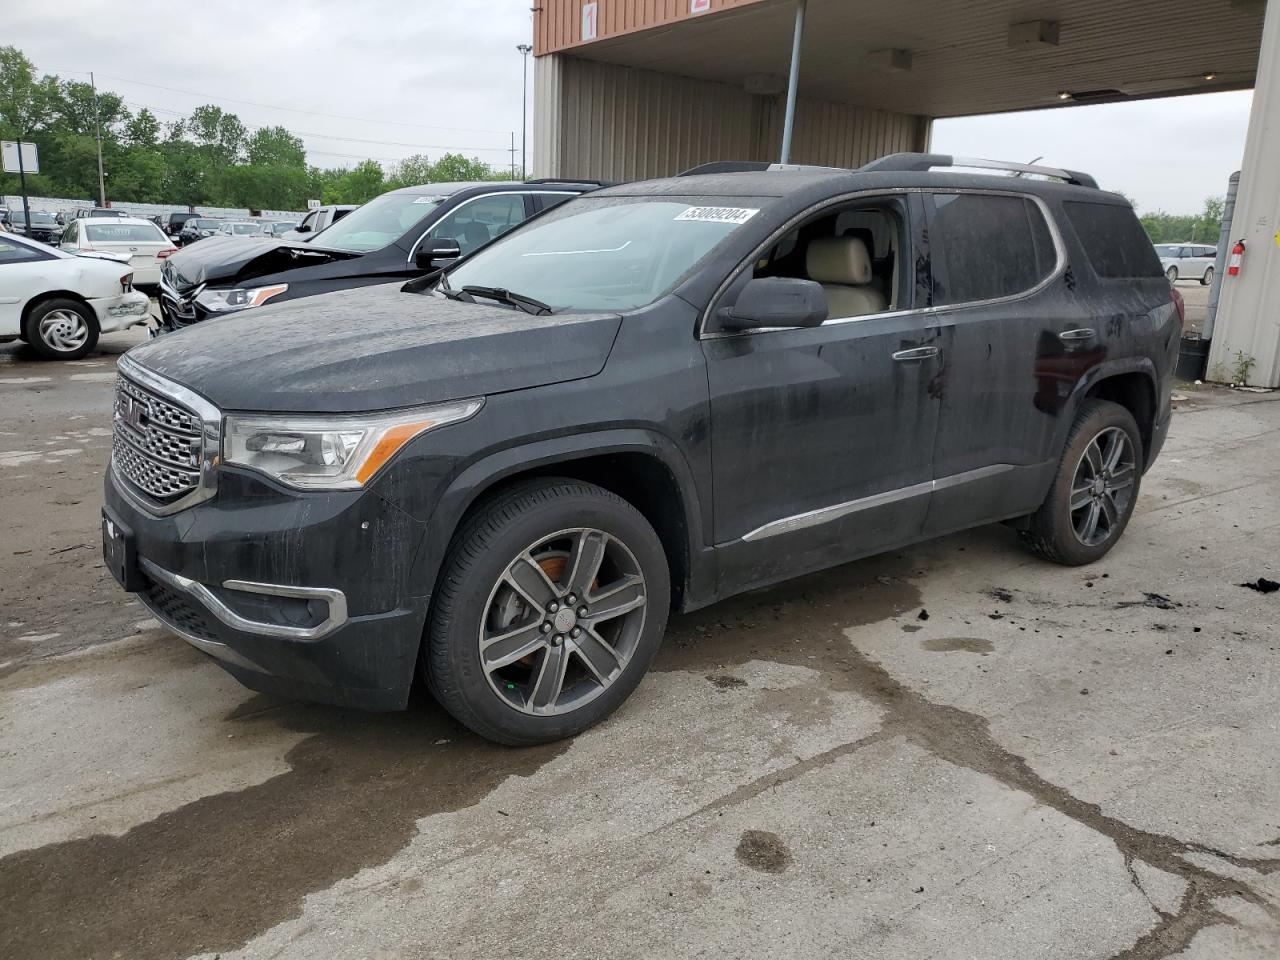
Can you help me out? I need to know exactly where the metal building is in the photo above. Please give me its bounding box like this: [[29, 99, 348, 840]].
[[531, 0, 1280, 386]]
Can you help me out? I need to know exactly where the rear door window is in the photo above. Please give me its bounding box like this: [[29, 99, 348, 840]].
[[1062, 202, 1165, 278], [929, 193, 1058, 305]]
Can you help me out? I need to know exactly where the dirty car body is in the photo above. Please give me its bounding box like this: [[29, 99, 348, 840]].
[[104, 155, 1179, 742]]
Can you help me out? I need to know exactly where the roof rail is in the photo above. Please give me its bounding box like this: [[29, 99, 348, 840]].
[[677, 161, 772, 176], [524, 177, 614, 186], [860, 152, 1098, 189]]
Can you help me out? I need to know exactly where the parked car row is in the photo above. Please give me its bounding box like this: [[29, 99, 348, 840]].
[[156, 179, 599, 331], [101, 155, 1181, 748]]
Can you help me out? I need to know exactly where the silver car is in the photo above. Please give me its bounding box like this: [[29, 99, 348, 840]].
[[1155, 243, 1217, 285]]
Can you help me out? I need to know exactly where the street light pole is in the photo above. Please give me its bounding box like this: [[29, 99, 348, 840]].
[[90, 72, 107, 206], [517, 44, 533, 180]]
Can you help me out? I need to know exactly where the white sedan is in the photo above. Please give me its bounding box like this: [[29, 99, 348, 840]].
[[59, 216, 177, 287], [0, 232, 150, 360]]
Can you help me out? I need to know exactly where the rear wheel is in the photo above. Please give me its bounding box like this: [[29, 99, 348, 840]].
[[1201, 266, 1214, 286], [424, 479, 670, 745], [23, 298, 99, 360], [1166, 266, 1178, 283], [1021, 400, 1143, 566]]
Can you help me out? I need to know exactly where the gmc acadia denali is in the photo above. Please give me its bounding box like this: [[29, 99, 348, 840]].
[[103, 154, 1179, 744]]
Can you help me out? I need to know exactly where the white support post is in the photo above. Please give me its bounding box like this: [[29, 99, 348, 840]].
[[1208, 0, 1280, 386]]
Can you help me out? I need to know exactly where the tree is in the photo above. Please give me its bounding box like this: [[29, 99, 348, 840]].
[[321, 159, 386, 204], [0, 46, 54, 136], [246, 125, 306, 168], [125, 108, 160, 148]]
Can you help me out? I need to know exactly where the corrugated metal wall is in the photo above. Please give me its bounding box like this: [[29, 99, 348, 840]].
[[535, 55, 928, 180], [534, 0, 769, 55]]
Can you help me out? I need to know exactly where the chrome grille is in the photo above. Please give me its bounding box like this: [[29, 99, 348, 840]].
[[112, 375, 203, 501]]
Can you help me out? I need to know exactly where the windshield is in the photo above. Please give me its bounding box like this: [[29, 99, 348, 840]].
[[446, 196, 769, 311], [221, 222, 259, 235], [194, 219, 221, 229], [86, 223, 169, 243], [13, 212, 55, 225], [311, 193, 442, 252]]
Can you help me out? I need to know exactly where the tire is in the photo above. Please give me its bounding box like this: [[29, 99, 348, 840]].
[[1020, 399, 1144, 566], [1200, 266, 1214, 286], [1166, 266, 1178, 283], [424, 478, 671, 745], [23, 297, 99, 360]]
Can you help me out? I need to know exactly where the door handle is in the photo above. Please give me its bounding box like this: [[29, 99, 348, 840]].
[[1058, 328, 1096, 342], [892, 346, 939, 362]]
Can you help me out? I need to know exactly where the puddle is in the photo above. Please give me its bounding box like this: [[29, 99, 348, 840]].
[[735, 829, 792, 874], [0, 695, 568, 960]]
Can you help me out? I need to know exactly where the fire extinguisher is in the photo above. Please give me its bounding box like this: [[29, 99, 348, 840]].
[[1228, 239, 1246, 277]]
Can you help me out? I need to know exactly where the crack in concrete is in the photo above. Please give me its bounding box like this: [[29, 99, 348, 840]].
[[657, 561, 1279, 959]]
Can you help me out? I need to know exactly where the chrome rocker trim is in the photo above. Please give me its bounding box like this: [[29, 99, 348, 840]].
[[741, 464, 1015, 542]]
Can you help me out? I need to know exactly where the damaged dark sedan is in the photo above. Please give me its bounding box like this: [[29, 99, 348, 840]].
[[156, 179, 602, 332]]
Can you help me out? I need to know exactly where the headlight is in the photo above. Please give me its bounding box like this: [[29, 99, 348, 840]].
[[195, 284, 289, 313], [223, 399, 483, 490]]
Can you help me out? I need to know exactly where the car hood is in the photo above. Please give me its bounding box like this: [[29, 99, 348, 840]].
[[126, 282, 622, 413], [163, 235, 360, 291]]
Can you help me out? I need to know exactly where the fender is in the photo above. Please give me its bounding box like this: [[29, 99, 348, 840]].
[[1053, 355, 1159, 460], [407, 427, 715, 611]]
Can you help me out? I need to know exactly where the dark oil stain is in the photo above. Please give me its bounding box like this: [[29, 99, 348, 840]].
[[706, 674, 747, 689], [922, 637, 994, 654], [900, 623, 923, 633], [735, 830, 792, 874], [0, 693, 567, 960]]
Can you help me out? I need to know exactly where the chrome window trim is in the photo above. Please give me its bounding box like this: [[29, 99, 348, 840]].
[[405, 190, 583, 264], [698, 187, 1067, 340], [740, 464, 1015, 543], [140, 557, 349, 641], [112, 355, 222, 516]]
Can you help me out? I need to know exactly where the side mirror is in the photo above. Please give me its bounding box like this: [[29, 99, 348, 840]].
[[415, 238, 462, 271], [719, 277, 828, 331], [294, 223, 311, 234]]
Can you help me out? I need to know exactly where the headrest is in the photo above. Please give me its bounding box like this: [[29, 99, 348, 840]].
[[806, 236, 873, 286]]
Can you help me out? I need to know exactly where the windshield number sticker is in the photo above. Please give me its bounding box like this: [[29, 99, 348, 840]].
[[413, 196, 439, 204], [675, 206, 759, 225]]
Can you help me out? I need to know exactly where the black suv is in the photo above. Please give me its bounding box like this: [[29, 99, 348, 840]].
[[103, 154, 1178, 744], [155, 179, 602, 332]]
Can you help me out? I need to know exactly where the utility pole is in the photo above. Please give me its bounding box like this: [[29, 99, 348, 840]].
[[510, 132, 517, 179], [90, 71, 106, 206], [517, 44, 532, 180]]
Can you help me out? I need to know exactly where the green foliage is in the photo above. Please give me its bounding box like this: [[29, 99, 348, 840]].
[[0, 45, 507, 211], [1139, 195, 1225, 245]]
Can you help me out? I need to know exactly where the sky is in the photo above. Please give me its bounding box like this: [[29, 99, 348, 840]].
[[7, 1, 1256, 215]]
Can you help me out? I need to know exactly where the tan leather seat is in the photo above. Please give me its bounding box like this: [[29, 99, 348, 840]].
[[805, 236, 887, 318]]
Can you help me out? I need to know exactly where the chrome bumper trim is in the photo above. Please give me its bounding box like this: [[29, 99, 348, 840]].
[[139, 558, 349, 641]]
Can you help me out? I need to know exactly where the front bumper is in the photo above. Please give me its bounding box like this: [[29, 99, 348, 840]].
[[106, 465, 431, 710], [90, 291, 150, 333]]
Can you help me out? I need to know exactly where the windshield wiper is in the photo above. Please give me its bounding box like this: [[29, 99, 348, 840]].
[[435, 273, 474, 303], [459, 285, 553, 316]]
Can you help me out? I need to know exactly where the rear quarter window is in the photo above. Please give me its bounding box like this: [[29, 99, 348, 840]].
[[1062, 201, 1165, 279], [930, 194, 1058, 305]]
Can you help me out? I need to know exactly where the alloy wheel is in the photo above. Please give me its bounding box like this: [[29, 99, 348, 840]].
[[478, 527, 648, 716], [1069, 426, 1135, 547], [38, 308, 89, 354]]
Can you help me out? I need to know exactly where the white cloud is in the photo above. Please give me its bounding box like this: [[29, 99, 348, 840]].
[[932, 91, 1254, 214]]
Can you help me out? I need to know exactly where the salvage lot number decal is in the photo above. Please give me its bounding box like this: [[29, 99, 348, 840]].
[[675, 206, 759, 225]]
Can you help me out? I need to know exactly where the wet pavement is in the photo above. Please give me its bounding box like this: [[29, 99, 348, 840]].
[[1, 332, 1278, 960]]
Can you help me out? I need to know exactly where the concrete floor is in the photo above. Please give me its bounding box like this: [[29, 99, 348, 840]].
[[1, 328, 1278, 960]]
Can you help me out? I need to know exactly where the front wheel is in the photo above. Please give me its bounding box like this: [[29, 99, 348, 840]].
[[1166, 266, 1178, 284], [1201, 266, 1214, 286], [424, 479, 670, 745], [24, 298, 99, 360], [1021, 400, 1143, 566]]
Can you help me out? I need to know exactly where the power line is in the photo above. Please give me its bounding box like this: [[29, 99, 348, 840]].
[[122, 100, 509, 159], [61, 69, 513, 138]]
